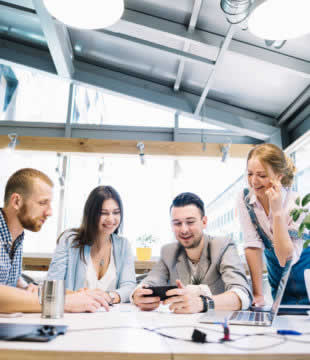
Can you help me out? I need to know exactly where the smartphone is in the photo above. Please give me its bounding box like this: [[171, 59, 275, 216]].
[[0, 312, 23, 318], [144, 286, 178, 301]]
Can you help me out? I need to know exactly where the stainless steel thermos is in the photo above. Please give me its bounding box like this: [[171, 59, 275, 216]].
[[39, 280, 65, 319]]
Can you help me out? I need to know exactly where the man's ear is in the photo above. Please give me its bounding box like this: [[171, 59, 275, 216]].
[[10, 193, 23, 211], [202, 215, 208, 228]]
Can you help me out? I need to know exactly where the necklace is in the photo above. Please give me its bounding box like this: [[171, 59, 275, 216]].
[[98, 237, 112, 267], [92, 238, 112, 267]]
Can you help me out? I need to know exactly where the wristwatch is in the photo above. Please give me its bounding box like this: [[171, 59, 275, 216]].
[[200, 295, 215, 312], [108, 291, 116, 304]]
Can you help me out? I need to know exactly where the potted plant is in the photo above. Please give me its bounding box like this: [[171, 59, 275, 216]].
[[136, 233, 157, 261], [290, 193, 310, 248]]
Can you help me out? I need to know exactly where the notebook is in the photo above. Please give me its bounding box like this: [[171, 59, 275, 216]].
[[199, 259, 292, 326]]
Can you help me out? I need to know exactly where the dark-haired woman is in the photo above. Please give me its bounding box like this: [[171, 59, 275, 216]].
[[47, 186, 136, 304], [237, 143, 310, 306]]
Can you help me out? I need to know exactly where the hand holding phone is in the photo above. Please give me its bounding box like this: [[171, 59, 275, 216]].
[[144, 286, 178, 301]]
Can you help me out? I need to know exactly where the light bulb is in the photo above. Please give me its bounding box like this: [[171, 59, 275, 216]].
[[249, 0, 310, 40], [43, 0, 124, 29]]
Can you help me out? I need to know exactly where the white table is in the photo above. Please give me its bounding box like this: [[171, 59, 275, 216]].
[[0, 304, 310, 360]]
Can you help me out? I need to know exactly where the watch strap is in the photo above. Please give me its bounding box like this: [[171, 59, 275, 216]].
[[199, 295, 208, 313]]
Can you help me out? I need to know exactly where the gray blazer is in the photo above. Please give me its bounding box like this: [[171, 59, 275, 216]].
[[144, 234, 252, 301]]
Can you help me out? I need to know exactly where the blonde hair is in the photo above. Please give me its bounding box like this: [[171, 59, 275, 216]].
[[4, 168, 53, 206], [247, 144, 296, 187]]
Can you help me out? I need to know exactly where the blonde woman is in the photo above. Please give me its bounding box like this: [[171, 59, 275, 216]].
[[237, 143, 310, 305]]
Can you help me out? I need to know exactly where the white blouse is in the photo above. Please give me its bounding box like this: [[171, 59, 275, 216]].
[[84, 245, 117, 291], [237, 187, 304, 264]]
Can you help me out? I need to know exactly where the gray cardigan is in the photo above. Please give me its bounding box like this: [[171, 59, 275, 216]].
[[47, 231, 136, 302]]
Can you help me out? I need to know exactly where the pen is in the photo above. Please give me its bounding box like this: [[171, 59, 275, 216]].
[[277, 330, 302, 335]]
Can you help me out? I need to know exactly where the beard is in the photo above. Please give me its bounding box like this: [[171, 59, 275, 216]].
[[17, 203, 45, 232], [181, 234, 203, 249]]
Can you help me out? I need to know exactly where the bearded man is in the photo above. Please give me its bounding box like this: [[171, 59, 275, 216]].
[[0, 168, 109, 313], [0, 168, 53, 288], [132, 192, 252, 314]]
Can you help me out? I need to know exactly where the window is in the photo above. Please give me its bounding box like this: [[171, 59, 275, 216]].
[[0, 149, 248, 256], [72, 84, 174, 127], [0, 65, 69, 123], [294, 138, 310, 198]]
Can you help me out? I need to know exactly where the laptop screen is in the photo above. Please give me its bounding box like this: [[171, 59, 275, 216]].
[[270, 258, 293, 318]]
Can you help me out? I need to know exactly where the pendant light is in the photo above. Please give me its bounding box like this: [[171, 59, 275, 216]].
[[43, 0, 124, 29]]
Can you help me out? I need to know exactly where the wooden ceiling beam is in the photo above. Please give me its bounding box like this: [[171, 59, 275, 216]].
[[0, 136, 254, 158]]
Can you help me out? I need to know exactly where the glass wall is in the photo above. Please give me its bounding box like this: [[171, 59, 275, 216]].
[[1, 138, 309, 258], [0, 148, 248, 257], [72, 84, 175, 127], [294, 139, 310, 198], [0, 64, 69, 122]]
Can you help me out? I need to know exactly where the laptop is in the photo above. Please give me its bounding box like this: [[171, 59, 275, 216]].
[[278, 305, 310, 315], [199, 259, 292, 327], [278, 268, 310, 315]]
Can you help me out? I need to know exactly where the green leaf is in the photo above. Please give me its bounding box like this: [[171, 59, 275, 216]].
[[302, 193, 310, 207], [298, 223, 306, 238], [292, 209, 302, 222], [290, 209, 297, 217], [290, 209, 299, 220], [295, 197, 301, 206], [304, 239, 310, 249], [302, 214, 310, 226]]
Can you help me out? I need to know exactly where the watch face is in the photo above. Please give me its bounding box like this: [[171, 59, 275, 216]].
[[207, 296, 215, 310]]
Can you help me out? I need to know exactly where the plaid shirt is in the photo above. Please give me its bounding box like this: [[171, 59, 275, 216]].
[[0, 209, 24, 286]]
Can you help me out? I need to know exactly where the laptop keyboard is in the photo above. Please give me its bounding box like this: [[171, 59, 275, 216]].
[[229, 311, 271, 323]]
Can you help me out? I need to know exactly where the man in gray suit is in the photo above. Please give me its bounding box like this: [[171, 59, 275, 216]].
[[133, 192, 252, 313]]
